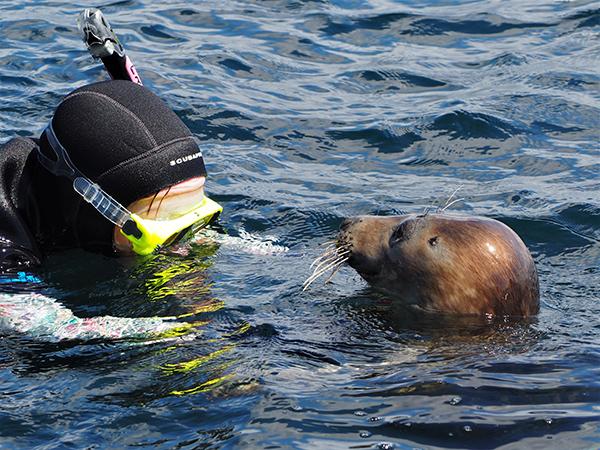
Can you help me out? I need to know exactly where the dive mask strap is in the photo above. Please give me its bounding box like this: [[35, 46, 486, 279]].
[[38, 123, 142, 235], [39, 123, 86, 179]]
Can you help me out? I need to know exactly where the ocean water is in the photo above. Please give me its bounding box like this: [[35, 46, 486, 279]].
[[0, 0, 599, 448]]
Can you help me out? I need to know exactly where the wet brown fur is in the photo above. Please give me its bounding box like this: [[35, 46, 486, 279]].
[[338, 214, 539, 317]]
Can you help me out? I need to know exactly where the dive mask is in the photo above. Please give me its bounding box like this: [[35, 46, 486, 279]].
[[37, 123, 222, 255]]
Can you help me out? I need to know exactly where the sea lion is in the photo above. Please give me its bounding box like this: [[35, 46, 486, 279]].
[[316, 213, 539, 317]]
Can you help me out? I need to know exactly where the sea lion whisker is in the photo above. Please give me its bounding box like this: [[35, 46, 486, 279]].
[[309, 246, 346, 268], [315, 246, 337, 257], [303, 255, 350, 291], [301, 277, 320, 292], [308, 255, 340, 275], [308, 253, 349, 278], [422, 205, 434, 216], [441, 197, 465, 212], [309, 249, 338, 269], [319, 240, 337, 246], [303, 267, 335, 291], [319, 243, 337, 253], [323, 259, 347, 284], [309, 250, 350, 272], [440, 185, 464, 212]]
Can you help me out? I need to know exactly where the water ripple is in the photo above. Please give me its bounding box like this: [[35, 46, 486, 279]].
[[0, 0, 599, 448]]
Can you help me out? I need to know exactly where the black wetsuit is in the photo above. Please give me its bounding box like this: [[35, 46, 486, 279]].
[[0, 136, 45, 271], [0, 80, 207, 273]]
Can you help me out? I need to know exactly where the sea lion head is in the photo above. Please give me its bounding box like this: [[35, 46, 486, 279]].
[[337, 213, 539, 317]]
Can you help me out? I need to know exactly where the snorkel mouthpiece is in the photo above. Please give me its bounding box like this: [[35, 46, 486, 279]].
[[78, 8, 142, 85], [77, 8, 124, 59]]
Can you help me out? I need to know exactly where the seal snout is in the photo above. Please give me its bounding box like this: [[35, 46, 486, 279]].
[[336, 216, 386, 277], [336, 217, 360, 258], [338, 217, 361, 244], [303, 220, 357, 291]]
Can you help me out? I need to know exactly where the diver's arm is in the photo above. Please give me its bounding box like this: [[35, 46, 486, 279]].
[[0, 292, 191, 342]]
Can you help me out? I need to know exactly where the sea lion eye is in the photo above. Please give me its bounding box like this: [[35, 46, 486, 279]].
[[428, 236, 439, 246]]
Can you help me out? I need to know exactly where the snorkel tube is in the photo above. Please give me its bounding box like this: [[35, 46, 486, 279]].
[[78, 8, 142, 85]]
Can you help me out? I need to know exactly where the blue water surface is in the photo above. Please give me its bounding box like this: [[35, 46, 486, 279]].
[[1, 0, 599, 448]]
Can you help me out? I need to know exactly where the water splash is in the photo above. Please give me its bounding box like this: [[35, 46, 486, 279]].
[[194, 228, 289, 256]]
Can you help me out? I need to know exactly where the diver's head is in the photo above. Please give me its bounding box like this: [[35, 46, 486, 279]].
[[37, 80, 221, 255]]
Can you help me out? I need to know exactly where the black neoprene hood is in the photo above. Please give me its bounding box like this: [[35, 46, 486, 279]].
[[38, 80, 207, 250], [41, 80, 206, 206]]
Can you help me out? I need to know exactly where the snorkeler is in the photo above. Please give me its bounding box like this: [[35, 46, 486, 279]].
[[0, 10, 221, 272], [0, 9, 222, 341]]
